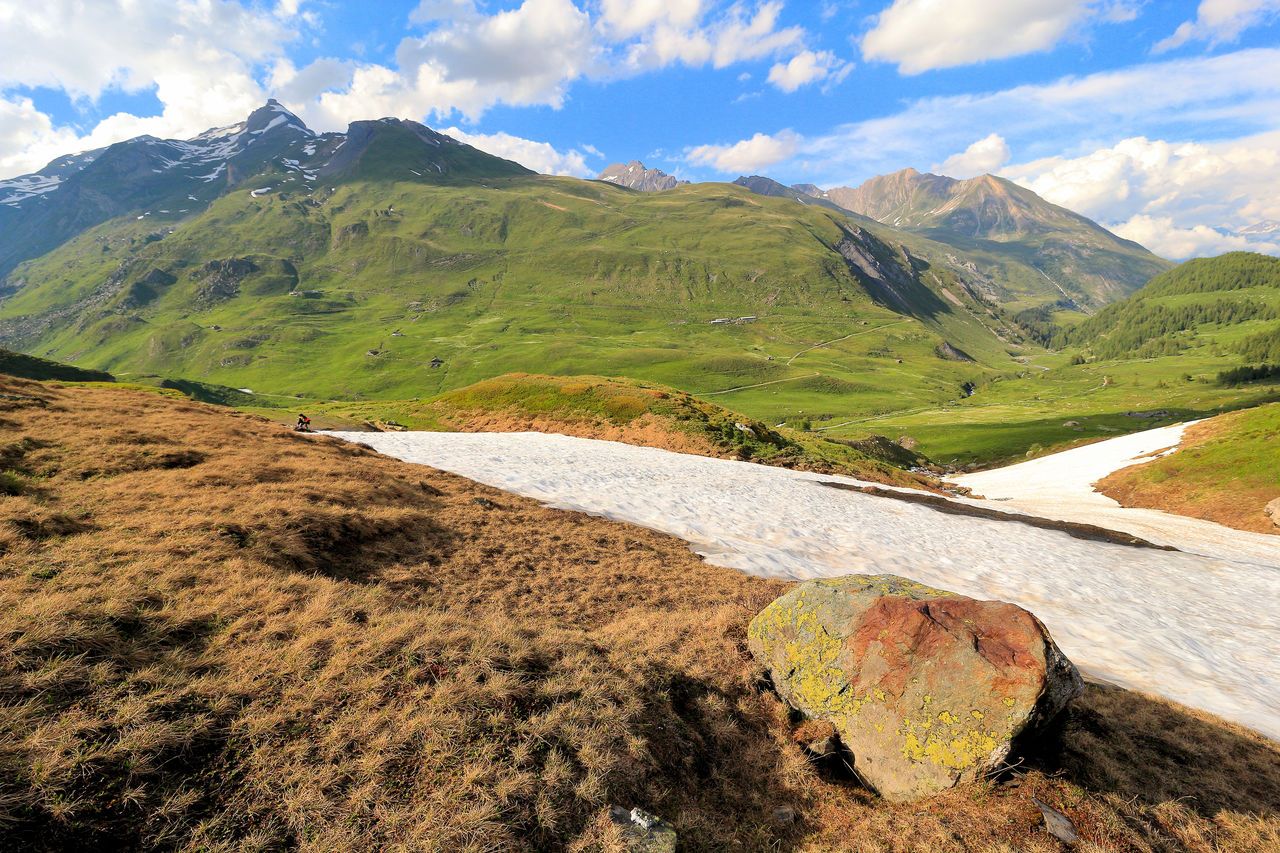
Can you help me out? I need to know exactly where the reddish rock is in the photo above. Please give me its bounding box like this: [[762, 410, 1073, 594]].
[[748, 574, 1083, 801]]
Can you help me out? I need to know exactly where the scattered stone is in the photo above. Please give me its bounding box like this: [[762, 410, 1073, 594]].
[[748, 574, 1084, 801], [805, 735, 839, 758], [471, 497, 497, 509], [1063, 421, 1079, 427], [1266, 497, 1280, 528], [608, 806, 677, 853], [1033, 797, 1079, 846], [770, 804, 796, 825]]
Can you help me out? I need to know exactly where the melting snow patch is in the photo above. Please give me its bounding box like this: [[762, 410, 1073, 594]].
[[322, 429, 1280, 741]]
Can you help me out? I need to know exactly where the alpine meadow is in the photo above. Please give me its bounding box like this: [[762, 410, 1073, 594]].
[[2, 3, 1280, 851]]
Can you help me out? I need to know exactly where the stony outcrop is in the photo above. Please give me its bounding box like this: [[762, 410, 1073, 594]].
[[597, 161, 686, 191], [1266, 497, 1280, 528], [748, 574, 1083, 801]]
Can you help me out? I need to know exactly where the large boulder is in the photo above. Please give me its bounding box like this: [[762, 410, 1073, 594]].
[[748, 574, 1083, 801]]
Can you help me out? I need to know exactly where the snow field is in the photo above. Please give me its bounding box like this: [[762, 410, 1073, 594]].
[[326, 429, 1280, 741]]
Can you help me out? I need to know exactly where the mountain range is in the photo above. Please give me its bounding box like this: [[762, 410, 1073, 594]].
[[0, 100, 529, 281], [734, 168, 1168, 310], [0, 100, 1198, 425]]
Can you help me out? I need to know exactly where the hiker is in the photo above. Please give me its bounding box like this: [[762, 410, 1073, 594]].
[[296, 414, 311, 431]]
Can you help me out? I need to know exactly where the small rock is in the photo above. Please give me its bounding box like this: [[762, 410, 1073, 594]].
[[1033, 797, 1079, 846], [1266, 497, 1280, 528], [770, 805, 796, 825], [607, 806, 677, 853], [805, 735, 839, 758], [472, 497, 497, 509], [1063, 421, 1079, 427]]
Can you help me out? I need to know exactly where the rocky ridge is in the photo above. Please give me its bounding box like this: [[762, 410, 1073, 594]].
[[597, 161, 687, 191]]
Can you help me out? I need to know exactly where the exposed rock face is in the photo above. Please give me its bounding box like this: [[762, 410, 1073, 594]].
[[597, 161, 686, 191], [1266, 497, 1280, 528], [748, 574, 1083, 801]]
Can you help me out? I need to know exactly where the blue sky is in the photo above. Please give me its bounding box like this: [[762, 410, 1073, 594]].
[[1, 0, 1279, 258]]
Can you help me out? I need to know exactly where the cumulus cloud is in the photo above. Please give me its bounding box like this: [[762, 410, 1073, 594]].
[[295, 0, 598, 128], [1003, 133, 1280, 258], [788, 48, 1280, 190], [1110, 214, 1279, 259], [767, 50, 850, 92], [860, 0, 1136, 74], [686, 129, 800, 173], [440, 126, 592, 176], [0, 0, 295, 176], [614, 1, 805, 71], [934, 133, 1012, 177], [0, 0, 818, 180], [0, 95, 82, 176], [598, 0, 705, 36], [1156, 0, 1280, 52]]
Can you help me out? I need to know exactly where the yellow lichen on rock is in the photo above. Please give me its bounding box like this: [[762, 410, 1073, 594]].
[[747, 574, 1084, 802]]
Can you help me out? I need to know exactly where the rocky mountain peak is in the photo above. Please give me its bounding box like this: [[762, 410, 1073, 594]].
[[597, 161, 687, 191]]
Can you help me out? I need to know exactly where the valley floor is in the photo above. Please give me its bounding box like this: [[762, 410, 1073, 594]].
[[326, 427, 1280, 742]]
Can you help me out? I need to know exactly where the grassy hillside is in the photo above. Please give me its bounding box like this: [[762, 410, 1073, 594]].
[[290, 373, 938, 489], [1038, 252, 1280, 361], [2, 375, 1278, 851], [0, 348, 113, 382], [859, 253, 1280, 467], [1098, 401, 1280, 534], [0, 173, 1044, 431]]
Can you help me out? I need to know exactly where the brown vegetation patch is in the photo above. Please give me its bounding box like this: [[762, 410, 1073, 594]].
[[0, 375, 1277, 851]]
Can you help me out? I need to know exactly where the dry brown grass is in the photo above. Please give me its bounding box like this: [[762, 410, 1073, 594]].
[[1, 375, 1278, 852]]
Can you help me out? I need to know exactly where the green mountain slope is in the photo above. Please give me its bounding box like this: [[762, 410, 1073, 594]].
[[0, 348, 113, 382], [1046, 252, 1280, 361], [0, 161, 1041, 425], [741, 168, 1172, 311]]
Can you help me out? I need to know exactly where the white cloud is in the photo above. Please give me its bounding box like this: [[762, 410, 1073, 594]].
[[0, 0, 823, 180], [934, 133, 1011, 177], [684, 51, 1280, 260], [789, 48, 1280, 188], [767, 50, 849, 93], [1003, 133, 1280, 258], [1110, 214, 1279, 259], [0, 0, 287, 97], [614, 1, 805, 71], [0, 0, 297, 176], [598, 0, 705, 36], [271, 1, 811, 133], [1156, 0, 1280, 51], [860, 0, 1133, 74], [441, 126, 592, 176], [686, 129, 800, 173], [0, 95, 81, 176]]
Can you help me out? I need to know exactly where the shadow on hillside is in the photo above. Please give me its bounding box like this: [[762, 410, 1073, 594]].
[[1025, 684, 1280, 818]]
